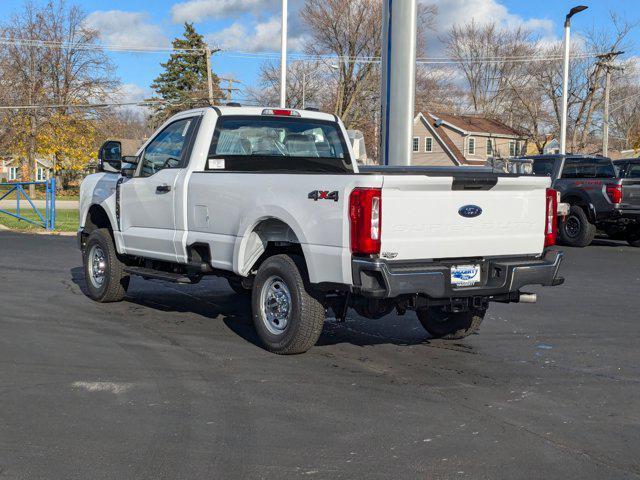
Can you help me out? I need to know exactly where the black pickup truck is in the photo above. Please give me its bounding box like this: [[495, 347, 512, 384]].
[[524, 155, 625, 247], [612, 159, 640, 246]]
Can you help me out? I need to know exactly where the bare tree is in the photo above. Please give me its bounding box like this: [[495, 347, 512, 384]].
[[535, 14, 637, 152], [248, 60, 326, 109], [609, 60, 640, 152], [0, 1, 118, 190], [445, 20, 537, 117]]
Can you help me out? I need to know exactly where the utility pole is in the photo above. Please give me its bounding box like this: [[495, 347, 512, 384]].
[[560, 5, 588, 155], [219, 77, 241, 102], [380, 0, 418, 166], [597, 51, 624, 157], [280, 0, 288, 108], [204, 46, 214, 106]]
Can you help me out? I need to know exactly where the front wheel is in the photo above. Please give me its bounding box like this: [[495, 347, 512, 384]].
[[83, 228, 130, 303], [416, 307, 485, 340], [558, 205, 596, 247], [251, 254, 325, 354]]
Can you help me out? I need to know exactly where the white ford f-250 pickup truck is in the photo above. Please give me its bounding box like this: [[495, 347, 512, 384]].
[[79, 106, 564, 354]]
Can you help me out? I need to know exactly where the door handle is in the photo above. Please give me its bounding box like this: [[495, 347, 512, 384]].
[[156, 184, 171, 194]]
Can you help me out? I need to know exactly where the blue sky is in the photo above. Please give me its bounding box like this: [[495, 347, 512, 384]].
[[1, 0, 639, 105]]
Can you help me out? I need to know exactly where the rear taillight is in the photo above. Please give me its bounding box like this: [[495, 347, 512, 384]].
[[349, 188, 381, 255], [606, 184, 623, 204], [545, 188, 558, 248]]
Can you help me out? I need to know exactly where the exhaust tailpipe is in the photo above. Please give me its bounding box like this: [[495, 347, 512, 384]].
[[518, 292, 538, 304]]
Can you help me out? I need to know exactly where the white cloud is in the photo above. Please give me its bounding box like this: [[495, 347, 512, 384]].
[[171, 0, 292, 24], [422, 0, 555, 56], [111, 83, 154, 118], [208, 16, 306, 53], [84, 10, 169, 49], [114, 83, 153, 103], [426, 0, 553, 34]]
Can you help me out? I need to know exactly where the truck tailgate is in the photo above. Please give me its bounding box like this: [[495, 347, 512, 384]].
[[380, 174, 550, 260]]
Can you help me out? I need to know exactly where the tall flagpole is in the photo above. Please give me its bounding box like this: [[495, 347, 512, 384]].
[[279, 0, 288, 108]]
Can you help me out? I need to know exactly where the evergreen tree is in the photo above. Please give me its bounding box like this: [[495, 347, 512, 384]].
[[151, 23, 222, 123]]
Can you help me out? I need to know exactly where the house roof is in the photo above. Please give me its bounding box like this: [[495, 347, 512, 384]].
[[415, 113, 466, 165], [430, 113, 522, 138], [2, 156, 53, 168]]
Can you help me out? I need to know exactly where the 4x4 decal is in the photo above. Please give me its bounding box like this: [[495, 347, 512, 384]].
[[308, 190, 339, 202]]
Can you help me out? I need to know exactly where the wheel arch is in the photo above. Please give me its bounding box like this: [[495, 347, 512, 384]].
[[80, 204, 119, 252], [561, 192, 595, 222], [235, 216, 311, 279]]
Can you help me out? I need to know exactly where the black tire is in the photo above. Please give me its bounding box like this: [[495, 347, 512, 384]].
[[416, 307, 485, 340], [559, 205, 596, 247], [227, 277, 251, 295], [627, 227, 640, 247], [83, 228, 130, 303], [251, 254, 324, 354]]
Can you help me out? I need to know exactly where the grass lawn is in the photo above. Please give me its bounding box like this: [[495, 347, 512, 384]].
[[0, 208, 78, 232]]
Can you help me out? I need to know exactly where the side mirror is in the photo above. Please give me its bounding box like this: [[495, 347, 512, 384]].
[[98, 141, 122, 173], [121, 155, 139, 178]]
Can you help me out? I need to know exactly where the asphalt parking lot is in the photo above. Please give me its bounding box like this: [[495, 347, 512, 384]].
[[0, 231, 639, 480]]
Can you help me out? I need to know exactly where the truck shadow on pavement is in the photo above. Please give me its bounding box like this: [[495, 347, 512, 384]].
[[70, 267, 434, 350]]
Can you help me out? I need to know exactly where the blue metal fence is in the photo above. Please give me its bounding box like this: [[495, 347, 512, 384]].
[[0, 179, 56, 230]]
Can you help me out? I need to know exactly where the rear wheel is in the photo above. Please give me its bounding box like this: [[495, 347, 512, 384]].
[[559, 205, 596, 247], [416, 307, 485, 340], [251, 254, 325, 354], [83, 228, 130, 302]]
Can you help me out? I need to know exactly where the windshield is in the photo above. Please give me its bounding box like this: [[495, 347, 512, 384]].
[[209, 116, 352, 173]]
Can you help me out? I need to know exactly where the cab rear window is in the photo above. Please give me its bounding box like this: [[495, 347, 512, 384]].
[[208, 116, 353, 173]]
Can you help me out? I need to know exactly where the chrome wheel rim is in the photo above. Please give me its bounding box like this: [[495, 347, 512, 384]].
[[88, 245, 107, 289], [565, 216, 580, 238], [260, 276, 292, 335]]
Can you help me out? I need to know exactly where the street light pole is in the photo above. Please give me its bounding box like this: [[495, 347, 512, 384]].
[[279, 0, 288, 108], [560, 5, 588, 155]]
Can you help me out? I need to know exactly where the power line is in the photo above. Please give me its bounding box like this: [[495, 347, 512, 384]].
[[0, 99, 168, 110], [0, 36, 612, 64], [0, 37, 211, 54]]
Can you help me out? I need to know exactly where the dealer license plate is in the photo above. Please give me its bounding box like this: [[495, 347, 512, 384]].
[[450, 264, 481, 287]]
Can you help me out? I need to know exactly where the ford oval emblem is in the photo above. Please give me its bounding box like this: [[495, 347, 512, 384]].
[[458, 205, 482, 218]]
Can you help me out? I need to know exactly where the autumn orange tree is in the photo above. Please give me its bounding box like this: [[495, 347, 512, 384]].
[[0, 1, 116, 192], [37, 113, 97, 187]]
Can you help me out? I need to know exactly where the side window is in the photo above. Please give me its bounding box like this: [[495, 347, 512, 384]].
[[412, 137, 419, 152], [562, 158, 591, 178], [425, 137, 433, 152], [138, 118, 193, 178], [468, 137, 475, 155], [627, 164, 640, 178], [594, 159, 615, 178]]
